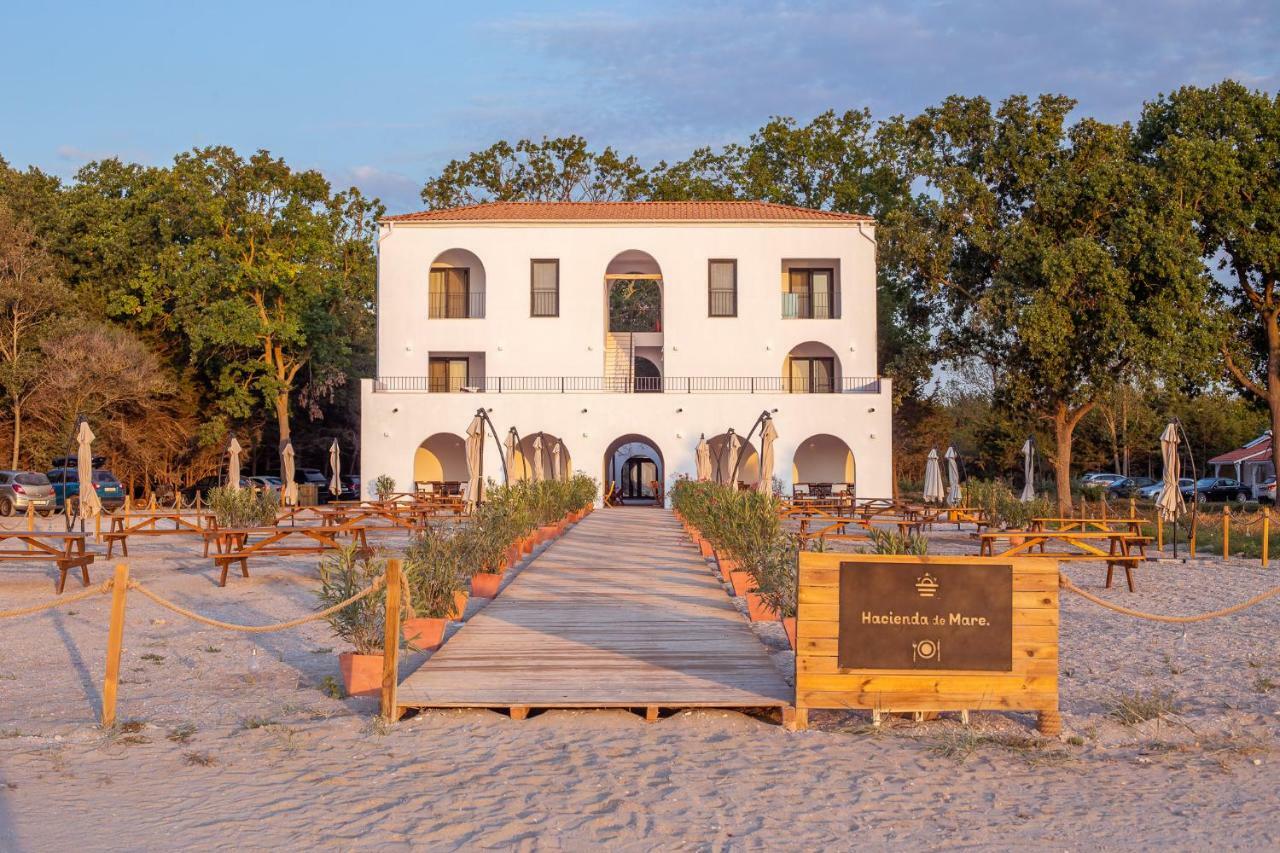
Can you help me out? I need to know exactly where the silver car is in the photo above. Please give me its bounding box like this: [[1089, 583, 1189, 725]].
[[0, 470, 57, 516]]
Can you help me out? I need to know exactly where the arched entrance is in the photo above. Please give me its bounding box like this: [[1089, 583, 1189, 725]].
[[604, 251, 663, 392], [792, 434, 856, 498], [603, 433, 664, 506], [707, 431, 761, 489], [512, 431, 572, 481], [415, 433, 468, 493]]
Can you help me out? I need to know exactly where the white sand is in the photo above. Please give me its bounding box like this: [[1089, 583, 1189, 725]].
[[1, 515, 1277, 849]]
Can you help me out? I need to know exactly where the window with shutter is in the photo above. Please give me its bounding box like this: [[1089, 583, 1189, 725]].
[[708, 260, 737, 317]]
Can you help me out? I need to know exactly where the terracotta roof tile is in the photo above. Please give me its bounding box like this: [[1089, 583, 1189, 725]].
[[382, 200, 873, 224], [1208, 433, 1272, 466]]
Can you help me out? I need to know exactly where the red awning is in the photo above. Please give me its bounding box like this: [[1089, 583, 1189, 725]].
[[1208, 434, 1272, 466]]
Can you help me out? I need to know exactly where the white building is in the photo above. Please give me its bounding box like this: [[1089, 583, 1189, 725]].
[[360, 201, 893, 503]]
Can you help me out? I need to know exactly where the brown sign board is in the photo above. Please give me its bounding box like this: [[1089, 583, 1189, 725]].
[[837, 560, 1012, 671]]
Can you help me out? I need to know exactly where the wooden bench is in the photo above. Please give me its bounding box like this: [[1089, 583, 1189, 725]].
[[979, 530, 1147, 591], [103, 511, 215, 557], [209, 525, 369, 586], [0, 531, 95, 594]]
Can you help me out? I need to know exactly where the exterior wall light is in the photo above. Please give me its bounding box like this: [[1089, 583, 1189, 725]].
[[867, 407, 875, 413], [581, 408, 588, 414]]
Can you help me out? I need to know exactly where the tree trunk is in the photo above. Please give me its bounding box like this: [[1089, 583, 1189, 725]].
[[10, 401, 19, 470], [1267, 315, 1280, 486], [275, 389, 291, 445], [1053, 405, 1075, 517]]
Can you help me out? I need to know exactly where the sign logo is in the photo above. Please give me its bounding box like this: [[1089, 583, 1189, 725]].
[[913, 638, 941, 662], [914, 572, 939, 598]]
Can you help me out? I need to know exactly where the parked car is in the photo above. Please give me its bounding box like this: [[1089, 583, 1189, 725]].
[[182, 475, 255, 502], [339, 474, 360, 501], [293, 468, 333, 503], [0, 471, 56, 516], [1108, 476, 1158, 498], [46, 467, 126, 511], [1255, 476, 1276, 504], [1136, 478, 1193, 500], [247, 475, 283, 494], [1183, 477, 1251, 503], [1081, 472, 1126, 487]]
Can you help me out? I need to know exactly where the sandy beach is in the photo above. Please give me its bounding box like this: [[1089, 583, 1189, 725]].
[[1, 515, 1277, 850]]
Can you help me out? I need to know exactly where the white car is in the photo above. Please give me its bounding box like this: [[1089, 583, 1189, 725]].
[[1081, 472, 1126, 487]]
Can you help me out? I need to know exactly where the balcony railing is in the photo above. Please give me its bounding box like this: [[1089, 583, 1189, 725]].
[[531, 289, 559, 317], [708, 289, 737, 317], [429, 291, 486, 319], [781, 291, 837, 319], [374, 375, 882, 394]]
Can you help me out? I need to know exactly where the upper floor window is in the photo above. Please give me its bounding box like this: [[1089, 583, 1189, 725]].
[[429, 266, 484, 318], [783, 268, 837, 319], [428, 356, 469, 393], [531, 259, 559, 317], [708, 260, 737, 317]]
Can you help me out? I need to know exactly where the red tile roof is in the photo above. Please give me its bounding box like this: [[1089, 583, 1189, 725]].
[[1209, 433, 1272, 466], [382, 201, 873, 224]]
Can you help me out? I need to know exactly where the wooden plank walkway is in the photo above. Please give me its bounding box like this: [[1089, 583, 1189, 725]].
[[397, 506, 792, 715]]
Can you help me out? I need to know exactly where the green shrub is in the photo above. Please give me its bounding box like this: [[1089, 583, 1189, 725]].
[[315, 545, 387, 655], [865, 528, 929, 555], [403, 528, 468, 618], [372, 474, 396, 501], [207, 485, 278, 528]]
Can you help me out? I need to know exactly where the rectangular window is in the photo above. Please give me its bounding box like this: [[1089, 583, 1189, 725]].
[[708, 260, 737, 317], [784, 268, 836, 319], [531, 260, 559, 317], [787, 356, 835, 393], [429, 267, 470, 318], [428, 357, 469, 392]]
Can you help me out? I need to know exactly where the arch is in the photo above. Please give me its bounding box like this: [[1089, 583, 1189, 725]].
[[783, 341, 841, 393], [634, 355, 661, 392], [414, 432, 468, 487], [603, 433, 665, 504], [706, 432, 761, 487], [605, 250, 663, 334], [512, 431, 572, 482], [429, 248, 486, 318], [605, 249, 662, 278], [792, 434, 856, 494]]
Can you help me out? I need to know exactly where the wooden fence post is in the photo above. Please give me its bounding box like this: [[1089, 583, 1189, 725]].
[[1223, 505, 1230, 560], [101, 563, 130, 729], [94, 512, 102, 544], [1263, 507, 1270, 568], [380, 558, 402, 722], [1190, 514, 1197, 558], [1156, 512, 1163, 552], [1128, 497, 1136, 519], [26, 503, 34, 532]]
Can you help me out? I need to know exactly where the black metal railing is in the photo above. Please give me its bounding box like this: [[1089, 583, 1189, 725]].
[[531, 289, 559, 317], [709, 289, 737, 317], [374, 376, 882, 394], [781, 291, 837, 319], [428, 291, 486, 319]]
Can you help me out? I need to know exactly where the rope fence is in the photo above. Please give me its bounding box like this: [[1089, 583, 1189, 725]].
[[1058, 572, 1280, 623]]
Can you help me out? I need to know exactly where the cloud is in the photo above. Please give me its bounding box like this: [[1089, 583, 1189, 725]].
[[325, 164, 421, 213]]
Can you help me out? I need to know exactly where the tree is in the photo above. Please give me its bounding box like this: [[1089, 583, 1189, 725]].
[[891, 95, 1215, 513], [1137, 82, 1280, 479], [0, 202, 66, 467]]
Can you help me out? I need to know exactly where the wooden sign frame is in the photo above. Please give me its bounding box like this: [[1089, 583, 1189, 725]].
[[794, 553, 1060, 734]]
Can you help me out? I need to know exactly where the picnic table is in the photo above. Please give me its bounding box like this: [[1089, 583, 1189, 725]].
[[978, 529, 1151, 591], [103, 510, 216, 557], [208, 525, 370, 586], [0, 531, 95, 593], [1030, 517, 1146, 535]]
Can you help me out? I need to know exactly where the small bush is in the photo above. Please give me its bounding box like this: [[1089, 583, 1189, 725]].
[[1108, 690, 1179, 725], [315, 545, 387, 655], [207, 486, 278, 528], [403, 527, 469, 618], [865, 528, 929, 555], [372, 474, 396, 501]]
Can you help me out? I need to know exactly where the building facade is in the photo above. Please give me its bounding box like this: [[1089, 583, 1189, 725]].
[[360, 201, 893, 503]]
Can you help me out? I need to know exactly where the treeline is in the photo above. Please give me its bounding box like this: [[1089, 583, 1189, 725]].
[[1, 80, 1275, 507]]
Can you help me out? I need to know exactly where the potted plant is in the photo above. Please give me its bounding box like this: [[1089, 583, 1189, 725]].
[[371, 473, 396, 503], [316, 545, 388, 697], [756, 535, 801, 642], [402, 531, 468, 651]]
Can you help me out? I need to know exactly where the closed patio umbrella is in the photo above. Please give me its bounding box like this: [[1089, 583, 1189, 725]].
[[532, 435, 545, 482], [1157, 423, 1185, 522], [1020, 438, 1036, 502], [227, 436, 243, 491], [945, 446, 962, 506], [923, 448, 944, 504], [76, 420, 103, 519], [504, 429, 517, 482], [328, 439, 341, 496], [757, 418, 777, 494], [552, 440, 563, 481], [465, 415, 484, 507], [280, 439, 298, 506], [725, 430, 742, 491], [695, 435, 711, 482]]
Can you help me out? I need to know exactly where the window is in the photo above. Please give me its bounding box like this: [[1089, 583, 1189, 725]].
[[429, 267, 471, 318], [531, 259, 559, 317], [783, 268, 836, 319], [787, 356, 835, 393], [708, 260, 737, 317], [428, 357, 469, 393]]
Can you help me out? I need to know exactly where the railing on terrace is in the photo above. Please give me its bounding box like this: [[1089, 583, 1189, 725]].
[[781, 291, 838, 319], [428, 291, 486, 319], [374, 376, 882, 393]]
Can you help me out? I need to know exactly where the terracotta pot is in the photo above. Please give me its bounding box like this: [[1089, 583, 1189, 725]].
[[729, 570, 754, 597], [1007, 530, 1026, 547], [718, 557, 738, 583], [520, 535, 535, 555], [698, 539, 714, 558], [505, 545, 521, 566], [449, 590, 469, 621], [782, 617, 797, 649], [539, 524, 558, 542], [402, 617, 446, 651], [338, 651, 383, 698], [471, 571, 503, 598], [746, 592, 779, 622]]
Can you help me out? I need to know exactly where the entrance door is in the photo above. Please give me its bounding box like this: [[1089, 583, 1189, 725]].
[[622, 456, 657, 499], [429, 357, 469, 392]]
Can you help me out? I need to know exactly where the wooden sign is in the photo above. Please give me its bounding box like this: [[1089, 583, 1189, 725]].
[[795, 554, 1060, 734]]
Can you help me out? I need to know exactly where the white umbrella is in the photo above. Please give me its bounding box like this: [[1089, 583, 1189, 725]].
[[76, 421, 103, 519], [725, 431, 742, 491], [227, 436, 243, 491], [1157, 423, 1186, 522], [532, 435, 545, 482], [465, 415, 484, 507], [757, 418, 777, 494], [945, 446, 962, 506], [1020, 438, 1036, 502], [695, 435, 712, 482], [923, 448, 944, 504], [504, 429, 517, 482], [328, 439, 341, 496], [552, 440, 563, 481], [280, 439, 298, 506]]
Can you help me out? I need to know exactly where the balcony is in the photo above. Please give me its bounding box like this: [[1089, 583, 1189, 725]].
[[374, 375, 882, 394], [428, 291, 486, 319], [781, 291, 837, 319]]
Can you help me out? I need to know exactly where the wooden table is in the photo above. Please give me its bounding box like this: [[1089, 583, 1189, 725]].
[[1031, 517, 1146, 535], [104, 510, 215, 557], [0, 531, 95, 593], [979, 530, 1150, 591], [209, 525, 370, 586]]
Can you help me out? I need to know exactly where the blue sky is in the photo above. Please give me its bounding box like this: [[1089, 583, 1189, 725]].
[[2, 0, 1275, 213]]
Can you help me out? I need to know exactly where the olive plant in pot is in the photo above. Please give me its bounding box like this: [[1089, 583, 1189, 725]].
[[757, 535, 801, 646], [402, 529, 470, 650], [372, 473, 396, 503], [316, 545, 388, 697], [207, 486, 279, 529]]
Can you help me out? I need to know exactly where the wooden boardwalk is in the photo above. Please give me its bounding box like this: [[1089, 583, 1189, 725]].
[[397, 506, 792, 717]]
